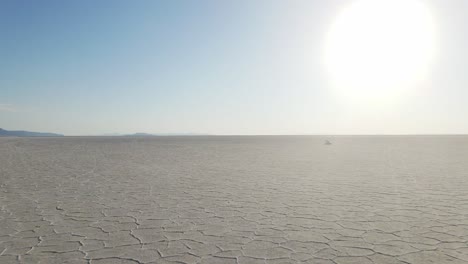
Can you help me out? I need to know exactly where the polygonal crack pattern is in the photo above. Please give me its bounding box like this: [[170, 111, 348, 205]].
[[0, 136, 467, 264]]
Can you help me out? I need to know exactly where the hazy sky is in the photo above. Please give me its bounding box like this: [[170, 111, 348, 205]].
[[1, 0, 468, 135]]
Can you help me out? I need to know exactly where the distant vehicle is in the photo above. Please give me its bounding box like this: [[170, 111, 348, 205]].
[[325, 140, 332, 145]]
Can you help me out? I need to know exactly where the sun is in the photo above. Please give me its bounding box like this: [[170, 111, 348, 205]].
[[324, 0, 436, 105]]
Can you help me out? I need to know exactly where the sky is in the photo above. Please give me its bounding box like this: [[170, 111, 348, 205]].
[[1, 0, 468, 135]]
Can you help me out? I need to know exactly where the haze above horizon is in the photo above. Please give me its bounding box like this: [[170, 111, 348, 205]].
[[1, 0, 468, 136]]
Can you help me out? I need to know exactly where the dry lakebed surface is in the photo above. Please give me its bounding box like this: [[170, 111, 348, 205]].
[[0, 136, 467, 264]]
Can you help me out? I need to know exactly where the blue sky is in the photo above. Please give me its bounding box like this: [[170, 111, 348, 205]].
[[1, 0, 468, 135]]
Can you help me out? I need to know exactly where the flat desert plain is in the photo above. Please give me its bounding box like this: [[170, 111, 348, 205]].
[[0, 136, 467, 264]]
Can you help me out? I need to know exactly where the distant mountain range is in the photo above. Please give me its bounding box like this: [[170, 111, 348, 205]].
[[0, 128, 206, 137], [0, 128, 63, 137]]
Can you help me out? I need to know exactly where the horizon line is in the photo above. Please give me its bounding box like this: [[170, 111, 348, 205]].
[[9, 134, 468, 137]]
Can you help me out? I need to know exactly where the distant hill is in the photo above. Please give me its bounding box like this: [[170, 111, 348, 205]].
[[124, 132, 208, 137], [0, 128, 63, 137], [125, 133, 154, 137]]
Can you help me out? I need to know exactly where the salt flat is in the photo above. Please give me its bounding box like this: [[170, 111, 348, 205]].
[[0, 136, 467, 264]]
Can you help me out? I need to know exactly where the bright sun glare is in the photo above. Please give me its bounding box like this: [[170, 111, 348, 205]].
[[325, 0, 436, 105]]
